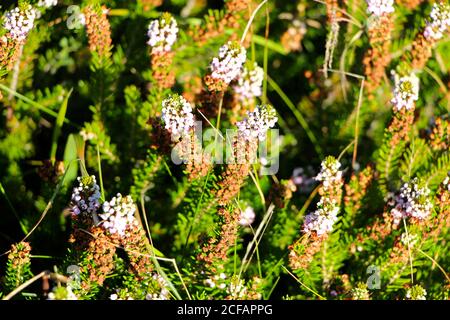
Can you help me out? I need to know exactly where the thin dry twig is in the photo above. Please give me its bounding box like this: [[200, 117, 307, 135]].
[[3, 271, 69, 300]]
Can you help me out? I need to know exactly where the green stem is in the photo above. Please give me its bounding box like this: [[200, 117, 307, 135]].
[[267, 76, 323, 157], [96, 144, 105, 201]]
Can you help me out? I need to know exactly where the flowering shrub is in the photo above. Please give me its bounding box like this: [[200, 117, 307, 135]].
[[147, 13, 178, 54], [1, 0, 450, 301], [210, 41, 247, 86], [302, 156, 343, 236]]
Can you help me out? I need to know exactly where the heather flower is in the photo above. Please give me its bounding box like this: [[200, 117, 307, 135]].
[[423, 2, 450, 41], [391, 72, 419, 111], [280, 20, 307, 53], [351, 283, 370, 300], [110, 265, 161, 299], [145, 274, 170, 300], [291, 167, 316, 191], [366, 0, 394, 16], [396, 0, 424, 10], [3, 5, 37, 42], [406, 2, 450, 70], [204, 273, 227, 289], [47, 286, 78, 300], [430, 118, 450, 151], [205, 278, 215, 288], [227, 277, 247, 299], [147, 13, 178, 54], [302, 156, 343, 236], [269, 179, 297, 209], [363, 3, 394, 95], [0, 35, 21, 71], [68, 177, 103, 251], [189, 1, 247, 44], [141, 0, 163, 11], [38, 0, 58, 8], [148, 13, 177, 89], [109, 290, 135, 300], [80, 129, 96, 141], [390, 178, 432, 224], [215, 154, 255, 206], [150, 50, 176, 89], [100, 194, 137, 236], [236, 105, 278, 141], [210, 41, 247, 85], [120, 223, 154, 277], [70, 176, 101, 216], [197, 207, 240, 267], [225, 0, 248, 13], [386, 82, 416, 147], [82, 226, 117, 287], [161, 94, 195, 139], [315, 156, 343, 186], [233, 62, 264, 103], [8, 242, 31, 269], [400, 232, 418, 247], [303, 199, 339, 236], [442, 175, 450, 191], [344, 166, 374, 213], [405, 285, 427, 300], [239, 206, 255, 226], [289, 232, 328, 270], [83, 5, 112, 58]]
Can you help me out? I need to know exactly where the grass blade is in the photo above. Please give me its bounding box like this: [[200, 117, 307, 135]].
[[0, 182, 28, 235], [267, 75, 323, 157], [0, 84, 77, 127], [50, 89, 73, 165]]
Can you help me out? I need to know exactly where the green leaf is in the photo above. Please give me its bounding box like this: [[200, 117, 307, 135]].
[[50, 89, 73, 164], [252, 34, 288, 56], [0, 182, 28, 235], [0, 84, 77, 127], [63, 133, 83, 186]]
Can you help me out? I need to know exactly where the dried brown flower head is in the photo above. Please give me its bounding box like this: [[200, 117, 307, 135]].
[[364, 15, 394, 96], [197, 207, 241, 269], [8, 241, 32, 269], [429, 117, 450, 151], [83, 6, 112, 59]]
